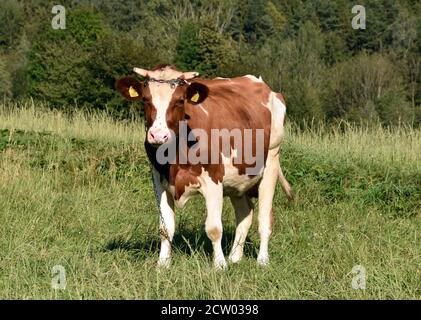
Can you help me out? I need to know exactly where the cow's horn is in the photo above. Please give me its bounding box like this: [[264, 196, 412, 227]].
[[133, 67, 149, 77], [182, 72, 199, 80]]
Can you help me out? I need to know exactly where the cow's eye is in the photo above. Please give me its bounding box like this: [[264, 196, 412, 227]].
[[176, 99, 184, 106]]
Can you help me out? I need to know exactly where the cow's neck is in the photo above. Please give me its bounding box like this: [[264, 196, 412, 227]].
[[144, 128, 198, 182]]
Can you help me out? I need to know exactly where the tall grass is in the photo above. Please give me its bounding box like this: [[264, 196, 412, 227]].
[[0, 100, 145, 144], [2, 101, 419, 170], [287, 120, 420, 173]]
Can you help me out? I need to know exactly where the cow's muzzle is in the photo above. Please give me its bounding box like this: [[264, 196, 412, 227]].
[[147, 127, 171, 145]]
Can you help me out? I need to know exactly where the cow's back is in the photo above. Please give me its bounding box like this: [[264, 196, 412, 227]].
[[185, 76, 273, 134]]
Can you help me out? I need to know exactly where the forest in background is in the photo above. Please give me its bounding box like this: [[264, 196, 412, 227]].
[[0, 0, 420, 125]]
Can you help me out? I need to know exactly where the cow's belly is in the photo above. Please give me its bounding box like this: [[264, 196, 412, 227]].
[[171, 182, 200, 209], [172, 163, 263, 208], [221, 162, 263, 197]]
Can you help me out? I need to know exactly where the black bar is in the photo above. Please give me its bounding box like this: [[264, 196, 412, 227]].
[[0, 300, 417, 319]]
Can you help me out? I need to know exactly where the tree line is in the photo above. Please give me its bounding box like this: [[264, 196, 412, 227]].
[[0, 0, 420, 126]]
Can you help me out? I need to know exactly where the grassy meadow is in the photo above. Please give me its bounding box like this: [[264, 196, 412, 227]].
[[0, 102, 420, 299]]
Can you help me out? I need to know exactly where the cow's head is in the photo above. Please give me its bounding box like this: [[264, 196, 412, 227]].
[[116, 64, 209, 145]]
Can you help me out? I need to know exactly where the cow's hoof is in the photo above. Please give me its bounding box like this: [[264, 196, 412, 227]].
[[214, 258, 227, 270], [157, 258, 171, 269], [228, 252, 243, 264], [257, 255, 269, 266]]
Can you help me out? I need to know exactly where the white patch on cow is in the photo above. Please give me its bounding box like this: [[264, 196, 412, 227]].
[[244, 75, 263, 83], [144, 65, 187, 134], [221, 150, 263, 196], [268, 92, 286, 149], [198, 103, 209, 116], [150, 83, 176, 131]]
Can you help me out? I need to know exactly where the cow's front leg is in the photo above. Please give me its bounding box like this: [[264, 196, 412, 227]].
[[203, 179, 226, 269], [152, 169, 175, 268]]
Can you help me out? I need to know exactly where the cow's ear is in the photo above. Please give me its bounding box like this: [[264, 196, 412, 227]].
[[116, 76, 143, 101], [185, 82, 209, 105]]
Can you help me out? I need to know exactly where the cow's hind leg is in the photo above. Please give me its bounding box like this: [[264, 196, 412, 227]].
[[257, 148, 279, 266], [152, 169, 175, 268], [229, 195, 254, 263], [202, 178, 226, 269]]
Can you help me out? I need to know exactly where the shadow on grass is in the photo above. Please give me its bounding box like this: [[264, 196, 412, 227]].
[[104, 226, 256, 260]]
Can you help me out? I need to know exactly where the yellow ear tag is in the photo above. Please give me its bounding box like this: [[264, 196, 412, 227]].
[[128, 86, 139, 98], [190, 92, 200, 103]]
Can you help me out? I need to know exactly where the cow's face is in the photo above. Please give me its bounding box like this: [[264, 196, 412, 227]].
[[116, 65, 208, 145]]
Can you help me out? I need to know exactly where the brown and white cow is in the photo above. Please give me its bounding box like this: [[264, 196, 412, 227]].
[[116, 64, 293, 269]]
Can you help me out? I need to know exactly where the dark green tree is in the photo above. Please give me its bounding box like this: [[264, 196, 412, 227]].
[[174, 21, 201, 72], [27, 8, 109, 108], [0, 56, 12, 97], [0, 0, 24, 51]]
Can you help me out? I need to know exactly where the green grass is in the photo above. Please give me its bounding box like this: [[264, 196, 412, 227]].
[[0, 102, 420, 299]]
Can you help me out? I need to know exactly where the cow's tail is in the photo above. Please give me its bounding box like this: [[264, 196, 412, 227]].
[[278, 164, 294, 201]]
